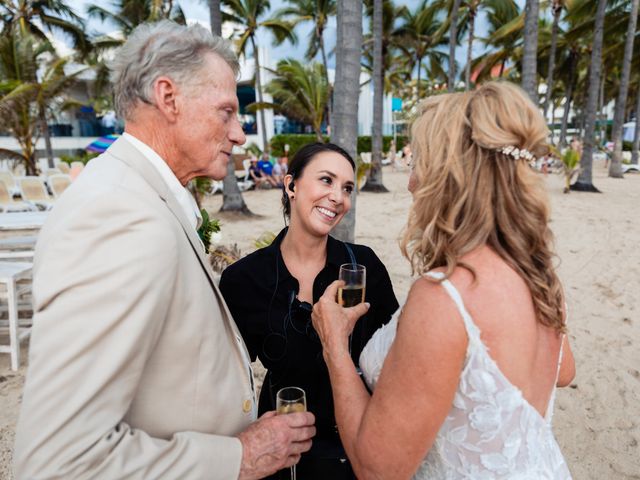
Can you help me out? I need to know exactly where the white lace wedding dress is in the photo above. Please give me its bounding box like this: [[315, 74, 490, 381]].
[[359, 272, 572, 479]]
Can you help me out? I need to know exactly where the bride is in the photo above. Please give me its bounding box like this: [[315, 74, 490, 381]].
[[311, 81, 576, 479]]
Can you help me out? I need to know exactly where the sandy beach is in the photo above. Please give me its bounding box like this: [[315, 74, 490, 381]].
[[1, 158, 639, 479]]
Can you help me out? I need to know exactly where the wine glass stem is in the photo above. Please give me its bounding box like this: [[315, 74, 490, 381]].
[[290, 465, 296, 480]]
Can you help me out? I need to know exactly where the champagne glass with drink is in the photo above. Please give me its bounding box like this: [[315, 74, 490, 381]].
[[338, 263, 366, 307], [276, 387, 307, 480]]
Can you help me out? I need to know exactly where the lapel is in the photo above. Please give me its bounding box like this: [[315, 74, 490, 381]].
[[105, 137, 247, 344]]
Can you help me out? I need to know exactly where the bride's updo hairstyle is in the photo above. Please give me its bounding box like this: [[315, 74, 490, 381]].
[[401, 81, 565, 332]]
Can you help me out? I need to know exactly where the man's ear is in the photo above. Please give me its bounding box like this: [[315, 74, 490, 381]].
[[152, 76, 179, 121]]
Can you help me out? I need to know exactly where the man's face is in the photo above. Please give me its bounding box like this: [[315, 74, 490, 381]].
[[175, 53, 246, 182]]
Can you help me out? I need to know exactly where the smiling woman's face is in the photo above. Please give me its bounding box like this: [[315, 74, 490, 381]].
[[288, 151, 355, 238]]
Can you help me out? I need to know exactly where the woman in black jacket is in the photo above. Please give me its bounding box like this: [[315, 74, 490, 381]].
[[220, 142, 398, 479]]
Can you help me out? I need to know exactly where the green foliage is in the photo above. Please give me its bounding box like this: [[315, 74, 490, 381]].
[[270, 134, 328, 157], [622, 141, 633, 151], [195, 177, 212, 196], [60, 151, 99, 165], [255, 59, 329, 140], [197, 209, 221, 254], [270, 134, 409, 158], [254, 231, 277, 249], [357, 136, 408, 153], [560, 148, 581, 193]]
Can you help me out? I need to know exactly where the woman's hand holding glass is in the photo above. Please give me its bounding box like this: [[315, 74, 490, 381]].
[[312, 280, 370, 361]]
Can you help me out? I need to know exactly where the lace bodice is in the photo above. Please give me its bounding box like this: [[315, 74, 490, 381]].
[[359, 272, 572, 479]]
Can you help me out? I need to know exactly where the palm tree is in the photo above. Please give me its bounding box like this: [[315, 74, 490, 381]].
[[521, 0, 540, 102], [608, 0, 639, 178], [224, 0, 297, 153], [331, 0, 362, 243], [277, 0, 336, 123], [0, 0, 89, 55], [209, 0, 223, 36], [542, 0, 564, 119], [469, 0, 520, 83], [456, 0, 490, 90], [396, 0, 448, 98], [87, 0, 186, 41], [0, 28, 80, 174], [572, 0, 607, 192], [361, 0, 388, 193], [632, 82, 640, 165], [448, 0, 463, 91], [204, 0, 252, 215], [252, 59, 329, 141]]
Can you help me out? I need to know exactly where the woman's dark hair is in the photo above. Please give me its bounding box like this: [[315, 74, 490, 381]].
[[282, 142, 355, 217]]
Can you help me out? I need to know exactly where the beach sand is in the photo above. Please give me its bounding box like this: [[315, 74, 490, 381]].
[[1, 159, 638, 479]]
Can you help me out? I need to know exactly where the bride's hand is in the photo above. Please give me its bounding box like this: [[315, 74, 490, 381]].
[[312, 280, 370, 359]]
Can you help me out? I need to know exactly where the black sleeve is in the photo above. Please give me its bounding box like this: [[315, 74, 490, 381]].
[[364, 246, 400, 328], [219, 265, 261, 361]]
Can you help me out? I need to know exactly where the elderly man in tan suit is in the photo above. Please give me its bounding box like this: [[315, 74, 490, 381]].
[[14, 21, 314, 479]]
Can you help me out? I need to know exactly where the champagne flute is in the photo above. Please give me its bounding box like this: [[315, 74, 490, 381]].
[[338, 263, 366, 307], [338, 264, 366, 375], [276, 387, 307, 480]]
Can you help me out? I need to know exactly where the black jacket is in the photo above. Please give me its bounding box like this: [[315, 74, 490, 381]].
[[219, 228, 399, 448]]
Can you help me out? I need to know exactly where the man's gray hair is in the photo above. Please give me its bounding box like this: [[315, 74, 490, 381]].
[[111, 20, 239, 120]]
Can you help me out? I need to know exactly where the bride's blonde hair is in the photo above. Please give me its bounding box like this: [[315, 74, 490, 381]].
[[401, 81, 565, 332]]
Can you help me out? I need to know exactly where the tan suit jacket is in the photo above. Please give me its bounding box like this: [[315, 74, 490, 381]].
[[14, 137, 256, 479]]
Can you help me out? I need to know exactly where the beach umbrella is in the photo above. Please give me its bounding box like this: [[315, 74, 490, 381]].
[[85, 134, 120, 153]]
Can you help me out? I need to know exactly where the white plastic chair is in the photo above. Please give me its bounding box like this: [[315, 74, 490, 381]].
[[0, 170, 20, 197], [48, 174, 72, 198], [0, 181, 36, 213], [18, 176, 55, 210], [0, 262, 33, 370]]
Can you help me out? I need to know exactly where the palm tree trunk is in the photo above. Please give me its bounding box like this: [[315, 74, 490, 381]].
[[319, 28, 332, 129], [362, 0, 387, 193], [559, 69, 574, 149], [609, 0, 639, 178], [331, 0, 362, 243], [417, 57, 423, 99], [632, 85, 640, 165], [251, 36, 269, 153], [521, 0, 540, 103], [219, 159, 252, 214], [38, 105, 55, 168], [209, 0, 252, 214], [599, 71, 606, 143], [448, 0, 463, 92], [573, 0, 607, 192], [465, 9, 475, 90], [208, 0, 222, 36], [543, 0, 562, 119]]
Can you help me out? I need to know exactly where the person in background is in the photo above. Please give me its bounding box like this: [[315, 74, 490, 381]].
[[257, 152, 279, 188], [311, 82, 575, 479], [14, 20, 314, 480], [273, 155, 288, 187], [220, 142, 399, 480]]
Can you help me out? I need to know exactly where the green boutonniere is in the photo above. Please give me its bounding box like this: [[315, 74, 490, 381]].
[[197, 208, 221, 254]]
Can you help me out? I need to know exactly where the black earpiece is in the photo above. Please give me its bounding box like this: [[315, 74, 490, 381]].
[[288, 181, 295, 193]]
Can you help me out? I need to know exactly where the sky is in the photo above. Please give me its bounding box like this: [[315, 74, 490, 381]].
[[64, 0, 490, 71]]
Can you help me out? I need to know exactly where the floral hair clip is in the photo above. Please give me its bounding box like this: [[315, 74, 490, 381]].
[[498, 145, 535, 162]]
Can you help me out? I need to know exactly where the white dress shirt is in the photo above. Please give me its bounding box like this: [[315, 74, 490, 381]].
[[123, 132, 202, 230]]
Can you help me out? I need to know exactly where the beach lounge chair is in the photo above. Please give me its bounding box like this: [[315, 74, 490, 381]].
[[55, 161, 71, 174], [48, 174, 72, 198], [0, 181, 35, 213], [0, 170, 20, 197], [237, 158, 255, 192], [18, 177, 54, 210]]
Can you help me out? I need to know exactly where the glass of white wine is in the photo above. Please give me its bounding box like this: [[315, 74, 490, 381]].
[[338, 263, 366, 307], [276, 387, 307, 480]]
